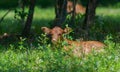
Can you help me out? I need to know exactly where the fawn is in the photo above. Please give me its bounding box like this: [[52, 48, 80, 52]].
[[41, 26, 105, 57], [67, 1, 86, 14]]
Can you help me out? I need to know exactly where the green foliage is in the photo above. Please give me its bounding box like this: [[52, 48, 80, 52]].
[[14, 8, 28, 21], [18, 37, 27, 50], [0, 34, 120, 72]]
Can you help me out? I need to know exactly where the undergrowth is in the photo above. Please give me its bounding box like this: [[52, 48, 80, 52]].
[[0, 34, 120, 72]]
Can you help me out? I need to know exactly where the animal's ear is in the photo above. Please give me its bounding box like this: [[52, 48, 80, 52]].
[[63, 27, 72, 34], [41, 27, 51, 34]]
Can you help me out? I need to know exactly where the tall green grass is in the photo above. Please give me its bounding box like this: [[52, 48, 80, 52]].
[[0, 35, 120, 72]]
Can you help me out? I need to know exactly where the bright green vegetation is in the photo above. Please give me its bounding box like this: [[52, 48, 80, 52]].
[[0, 7, 120, 71], [0, 36, 120, 72]]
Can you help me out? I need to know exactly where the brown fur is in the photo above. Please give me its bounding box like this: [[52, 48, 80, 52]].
[[67, 1, 86, 14], [41, 26, 105, 57]]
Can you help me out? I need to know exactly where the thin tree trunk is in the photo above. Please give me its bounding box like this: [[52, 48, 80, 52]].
[[54, 0, 67, 27], [83, 0, 98, 39], [22, 0, 36, 37], [83, 0, 98, 29]]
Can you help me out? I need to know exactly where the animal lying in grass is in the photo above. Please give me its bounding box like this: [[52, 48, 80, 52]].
[[0, 33, 21, 43], [41, 26, 105, 57], [0, 33, 10, 39]]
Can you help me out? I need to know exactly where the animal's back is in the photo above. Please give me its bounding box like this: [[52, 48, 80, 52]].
[[64, 40, 105, 56]]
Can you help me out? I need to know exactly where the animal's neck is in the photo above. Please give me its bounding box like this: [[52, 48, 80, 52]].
[[63, 38, 81, 46], [64, 38, 73, 43]]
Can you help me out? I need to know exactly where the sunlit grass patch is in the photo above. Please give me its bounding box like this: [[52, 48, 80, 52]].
[[96, 7, 120, 16]]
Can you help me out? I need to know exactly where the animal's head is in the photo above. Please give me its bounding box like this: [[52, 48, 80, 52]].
[[41, 26, 71, 43]]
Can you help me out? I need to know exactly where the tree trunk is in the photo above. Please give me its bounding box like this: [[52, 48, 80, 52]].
[[69, 0, 77, 27], [22, 0, 36, 37], [83, 0, 98, 39], [83, 0, 98, 29], [54, 0, 67, 27]]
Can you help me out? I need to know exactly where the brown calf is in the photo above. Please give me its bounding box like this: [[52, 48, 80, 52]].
[[41, 26, 105, 56], [67, 1, 86, 14]]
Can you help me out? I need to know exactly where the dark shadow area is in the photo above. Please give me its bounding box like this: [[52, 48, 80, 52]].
[[0, 0, 120, 9], [0, 0, 55, 9], [81, 0, 120, 7], [0, 18, 53, 46], [0, 0, 18, 9], [0, 14, 120, 46]]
